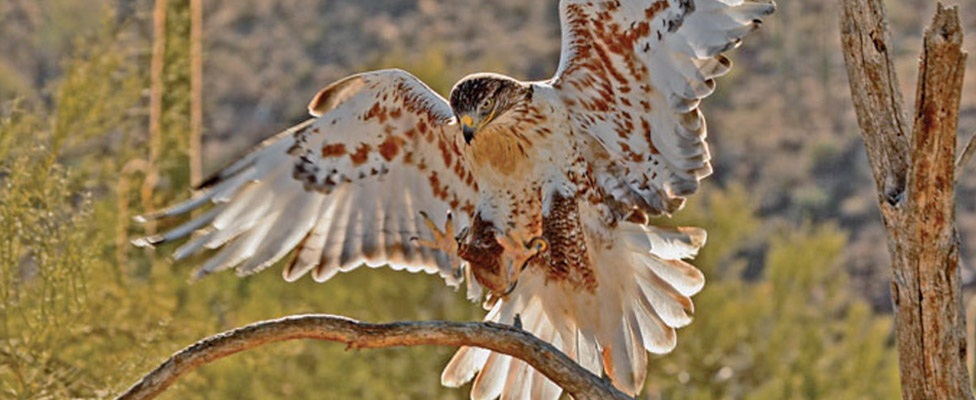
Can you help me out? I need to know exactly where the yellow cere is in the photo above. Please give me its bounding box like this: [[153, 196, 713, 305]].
[[460, 114, 474, 128]]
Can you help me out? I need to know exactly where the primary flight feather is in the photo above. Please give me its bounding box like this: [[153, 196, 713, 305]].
[[137, 0, 774, 397]]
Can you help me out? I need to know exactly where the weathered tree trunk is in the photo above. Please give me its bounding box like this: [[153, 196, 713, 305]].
[[840, 1, 972, 399]]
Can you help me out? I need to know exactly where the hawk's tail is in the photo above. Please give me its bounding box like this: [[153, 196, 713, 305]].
[[441, 221, 706, 398]]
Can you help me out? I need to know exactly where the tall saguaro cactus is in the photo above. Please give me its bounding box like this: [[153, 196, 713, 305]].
[[141, 0, 169, 237], [189, 0, 203, 186]]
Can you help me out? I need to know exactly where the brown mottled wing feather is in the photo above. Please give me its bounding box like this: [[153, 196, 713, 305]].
[[552, 0, 775, 216], [136, 69, 477, 285]]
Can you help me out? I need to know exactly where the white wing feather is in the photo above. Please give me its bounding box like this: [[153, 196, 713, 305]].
[[138, 69, 477, 286]]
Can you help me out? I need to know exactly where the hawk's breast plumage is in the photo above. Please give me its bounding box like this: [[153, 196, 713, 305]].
[[137, 0, 775, 397]]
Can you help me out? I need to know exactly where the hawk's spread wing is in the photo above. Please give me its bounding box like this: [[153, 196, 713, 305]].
[[138, 69, 477, 285], [552, 0, 775, 216]]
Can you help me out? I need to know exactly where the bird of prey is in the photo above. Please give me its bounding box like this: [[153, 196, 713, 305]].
[[136, 0, 774, 397]]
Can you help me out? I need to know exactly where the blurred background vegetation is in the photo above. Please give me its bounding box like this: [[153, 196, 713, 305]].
[[0, 0, 973, 399]]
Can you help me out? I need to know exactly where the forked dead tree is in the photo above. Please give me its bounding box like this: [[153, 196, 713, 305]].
[[840, 1, 973, 399]]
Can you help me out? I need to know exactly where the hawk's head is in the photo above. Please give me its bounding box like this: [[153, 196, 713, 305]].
[[449, 73, 532, 144]]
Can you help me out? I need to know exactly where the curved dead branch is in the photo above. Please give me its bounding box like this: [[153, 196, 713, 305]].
[[958, 131, 976, 174], [114, 314, 632, 400]]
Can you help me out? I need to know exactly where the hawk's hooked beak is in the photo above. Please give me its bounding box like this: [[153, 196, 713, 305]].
[[460, 114, 476, 144]]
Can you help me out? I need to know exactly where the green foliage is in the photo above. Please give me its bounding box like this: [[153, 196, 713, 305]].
[[0, 22, 146, 396], [0, 132, 95, 398]]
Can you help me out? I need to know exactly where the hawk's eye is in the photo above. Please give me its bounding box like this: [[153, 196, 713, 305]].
[[479, 98, 494, 114]]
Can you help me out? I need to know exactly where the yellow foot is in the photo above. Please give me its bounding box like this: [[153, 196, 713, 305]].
[[412, 211, 467, 278], [496, 232, 549, 294]]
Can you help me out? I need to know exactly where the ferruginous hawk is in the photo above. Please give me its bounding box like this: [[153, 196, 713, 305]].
[[136, 0, 775, 397]]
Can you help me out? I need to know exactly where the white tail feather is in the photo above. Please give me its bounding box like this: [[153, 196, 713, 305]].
[[442, 221, 705, 397], [441, 346, 490, 388], [470, 354, 512, 400]]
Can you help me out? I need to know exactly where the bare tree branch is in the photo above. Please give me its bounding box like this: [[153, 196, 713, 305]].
[[114, 315, 632, 400], [841, 1, 972, 399], [958, 131, 976, 174]]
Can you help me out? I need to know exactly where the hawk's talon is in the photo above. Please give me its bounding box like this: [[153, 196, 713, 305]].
[[495, 233, 549, 291], [414, 210, 464, 277], [456, 226, 470, 247], [503, 280, 519, 296], [526, 236, 549, 255], [497, 234, 548, 267]]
